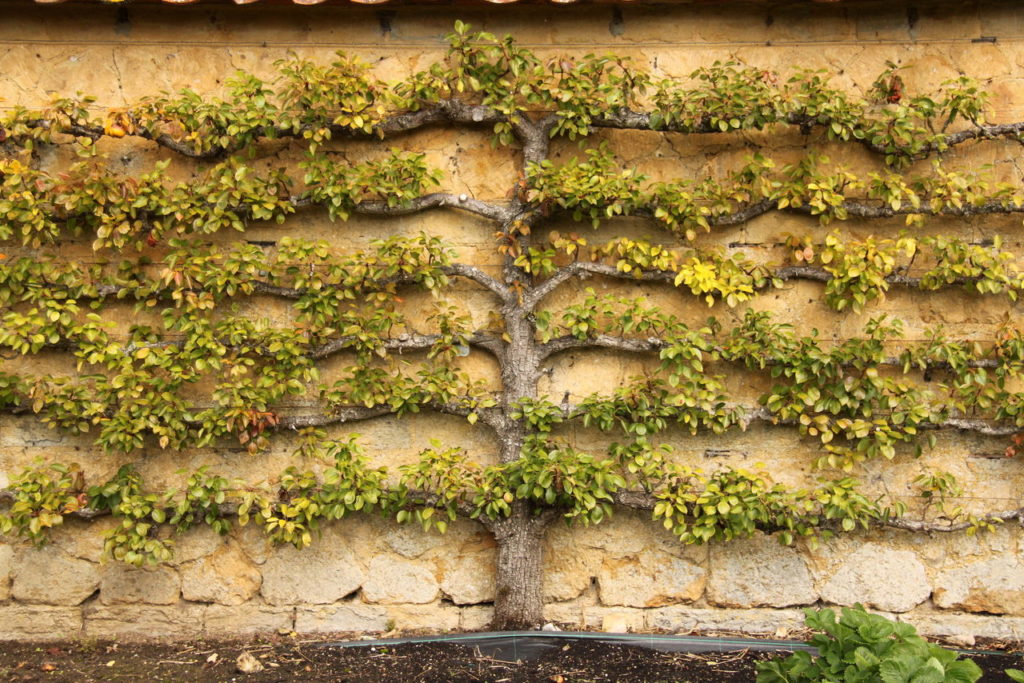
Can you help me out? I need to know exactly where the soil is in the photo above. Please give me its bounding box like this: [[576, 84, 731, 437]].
[[0, 634, 1020, 682]]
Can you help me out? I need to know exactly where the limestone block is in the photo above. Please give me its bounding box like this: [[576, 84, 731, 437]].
[[543, 601, 585, 628], [0, 544, 12, 601], [294, 603, 388, 633], [647, 607, 808, 635], [819, 544, 930, 613], [385, 603, 461, 632], [383, 524, 447, 559], [543, 561, 593, 602], [233, 524, 271, 565], [11, 545, 100, 606], [362, 556, 439, 604], [170, 526, 226, 565], [706, 533, 817, 608], [53, 518, 118, 563], [100, 564, 181, 605], [439, 550, 495, 605], [83, 604, 206, 639], [180, 542, 261, 606], [581, 608, 645, 632], [933, 556, 1024, 615], [460, 606, 494, 631], [204, 604, 295, 635], [0, 605, 82, 640], [261, 538, 365, 606], [900, 612, 1024, 642], [597, 551, 705, 608]]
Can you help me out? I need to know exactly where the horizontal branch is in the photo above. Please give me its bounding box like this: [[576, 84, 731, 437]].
[[740, 407, 1023, 437], [529, 259, 1016, 312], [525, 261, 673, 309], [61, 261, 512, 307], [25, 329, 505, 364], [661, 197, 1024, 227], [306, 332, 503, 361], [57, 100, 508, 159], [591, 110, 1024, 160], [538, 333, 668, 359], [610, 489, 1024, 533], [0, 487, 481, 523], [538, 332, 1001, 370], [5, 486, 1019, 535], [312, 192, 512, 223], [272, 401, 506, 432]]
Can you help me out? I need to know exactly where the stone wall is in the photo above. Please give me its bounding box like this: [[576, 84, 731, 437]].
[[2, 0, 1024, 642]]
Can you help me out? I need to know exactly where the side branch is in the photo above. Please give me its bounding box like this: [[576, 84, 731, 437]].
[[538, 333, 1000, 370], [524, 262, 674, 309], [31, 331, 505, 363], [529, 260, 1009, 312], [611, 489, 1024, 533], [538, 334, 668, 360], [308, 332, 504, 360], [443, 264, 515, 304], [83, 263, 512, 306], [274, 401, 503, 431], [286, 192, 510, 223], [58, 100, 508, 159], [741, 407, 1023, 437], [591, 110, 1024, 160], [350, 193, 512, 223]]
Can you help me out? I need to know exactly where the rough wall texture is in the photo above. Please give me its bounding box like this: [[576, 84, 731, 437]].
[[2, 0, 1024, 641]]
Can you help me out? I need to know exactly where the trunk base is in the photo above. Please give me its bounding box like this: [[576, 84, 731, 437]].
[[489, 506, 553, 630]]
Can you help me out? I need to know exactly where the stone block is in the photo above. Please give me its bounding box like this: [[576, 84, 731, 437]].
[[294, 603, 389, 634], [597, 550, 705, 608], [204, 604, 295, 635], [900, 612, 1024, 642], [362, 556, 439, 604], [11, 545, 100, 606], [933, 556, 1024, 615], [543, 601, 586, 628], [100, 564, 181, 605], [0, 605, 82, 640], [180, 541, 261, 606], [261, 533, 365, 606], [581, 608, 645, 633], [385, 603, 461, 632], [460, 606, 494, 631], [647, 607, 808, 635], [707, 533, 817, 608], [819, 543, 930, 613], [385, 524, 448, 561], [170, 526, 226, 565], [439, 550, 495, 605], [83, 604, 206, 639]]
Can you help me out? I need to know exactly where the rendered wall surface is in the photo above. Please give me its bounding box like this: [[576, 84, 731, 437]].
[[1, 0, 1024, 641]]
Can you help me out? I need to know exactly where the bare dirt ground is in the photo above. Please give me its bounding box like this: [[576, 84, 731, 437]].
[[0, 634, 1020, 682]]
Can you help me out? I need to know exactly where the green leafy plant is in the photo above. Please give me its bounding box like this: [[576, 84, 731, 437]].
[[756, 606, 983, 683]]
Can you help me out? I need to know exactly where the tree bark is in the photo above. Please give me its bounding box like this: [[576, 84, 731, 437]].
[[490, 503, 552, 630]]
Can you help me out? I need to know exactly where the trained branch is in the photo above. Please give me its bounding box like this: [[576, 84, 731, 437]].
[[591, 110, 1024, 161], [609, 489, 1024, 533], [54, 100, 509, 159], [274, 401, 503, 431], [537, 333, 1003, 371]]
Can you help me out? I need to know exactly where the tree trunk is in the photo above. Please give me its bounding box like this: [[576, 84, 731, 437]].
[[490, 503, 551, 630]]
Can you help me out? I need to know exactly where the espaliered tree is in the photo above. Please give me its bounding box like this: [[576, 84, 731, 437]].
[[2, 23, 1024, 629]]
